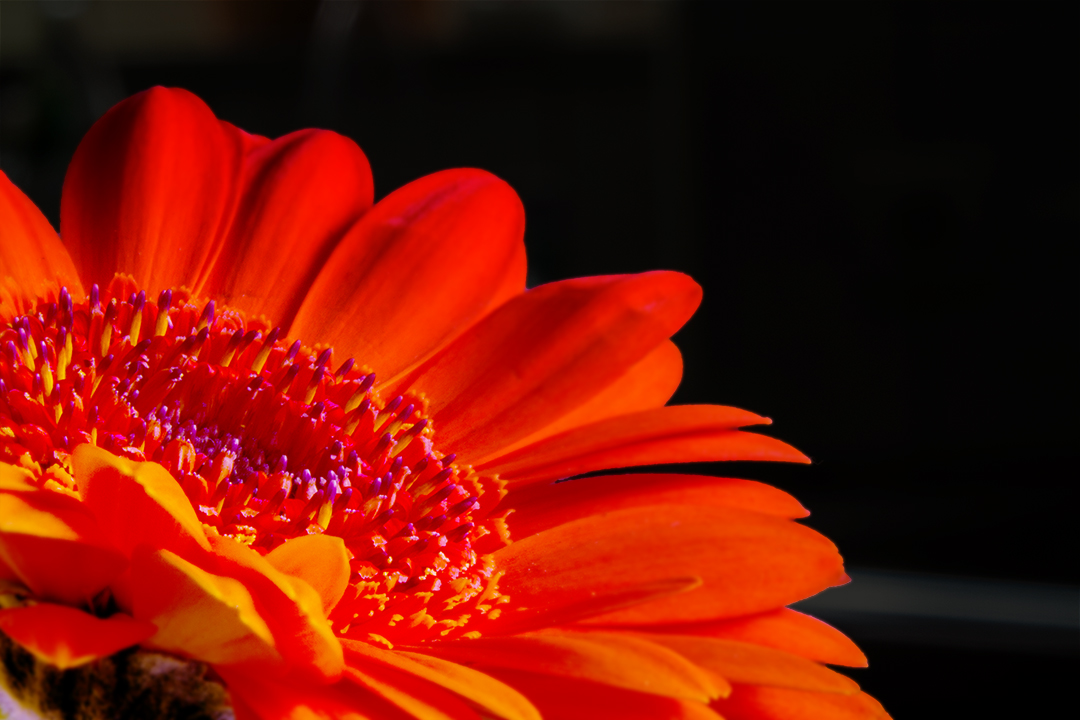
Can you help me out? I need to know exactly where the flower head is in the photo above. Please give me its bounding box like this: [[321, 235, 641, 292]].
[[0, 87, 890, 720]]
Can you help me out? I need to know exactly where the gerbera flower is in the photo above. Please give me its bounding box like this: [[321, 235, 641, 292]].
[[0, 87, 890, 720]]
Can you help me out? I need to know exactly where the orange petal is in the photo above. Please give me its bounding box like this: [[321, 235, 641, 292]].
[[623, 635, 859, 695], [344, 653, 482, 720], [61, 87, 245, 300], [0, 604, 155, 670], [265, 534, 351, 615], [507, 473, 808, 539], [217, 666, 390, 720], [0, 463, 37, 492], [711, 685, 892, 720], [74, 444, 210, 560], [395, 272, 702, 462], [206, 128, 374, 328], [488, 505, 843, 629], [480, 405, 808, 485], [487, 340, 684, 461], [0, 490, 127, 604], [625, 609, 867, 668], [480, 668, 725, 720], [344, 641, 541, 720], [130, 546, 282, 668], [206, 534, 344, 681], [291, 168, 526, 383], [0, 171, 83, 319], [413, 631, 726, 702]]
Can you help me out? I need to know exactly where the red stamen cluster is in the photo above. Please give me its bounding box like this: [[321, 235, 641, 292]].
[[0, 278, 512, 645]]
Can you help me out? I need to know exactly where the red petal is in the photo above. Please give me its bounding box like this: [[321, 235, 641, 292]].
[[480, 668, 725, 720], [344, 641, 541, 720], [711, 685, 892, 720], [624, 609, 867, 668], [61, 87, 245, 299], [218, 666, 393, 720], [486, 505, 843, 630], [480, 405, 808, 485], [395, 272, 701, 462], [0, 171, 83, 319], [412, 631, 725, 702], [265, 534, 351, 615], [623, 634, 860, 694], [291, 169, 526, 383], [206, 128, 374, 328], [0, 489, 127, 605], [74, 444, 210, 561], [506, 473, 808, 539], [0, 604, 154, 669], [344, 652, 481, 720], [489, 340, 684, 460]]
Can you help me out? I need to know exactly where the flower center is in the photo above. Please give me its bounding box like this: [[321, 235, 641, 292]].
[[0, 278, 510, 645]]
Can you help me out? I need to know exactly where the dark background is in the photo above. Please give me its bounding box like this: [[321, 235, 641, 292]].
[[2, 2, 1076, 717]]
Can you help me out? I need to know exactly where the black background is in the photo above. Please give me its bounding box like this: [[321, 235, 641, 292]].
[[2, 2, 1077, 718]]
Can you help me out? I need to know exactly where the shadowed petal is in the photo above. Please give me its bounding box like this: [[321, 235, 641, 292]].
[[0, 604, 155, 669], [0, 171, 83, 319], [711, 685, 892, 720]]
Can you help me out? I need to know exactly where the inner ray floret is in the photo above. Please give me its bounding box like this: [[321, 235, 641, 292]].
[[0, 279, 511, 646]]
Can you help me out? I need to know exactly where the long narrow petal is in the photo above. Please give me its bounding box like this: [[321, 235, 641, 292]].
[[620, 609, 866, 668], [265, 534, 351, 615], [622, 635, 860, 694], [218, 666, 391, 720], [0, 604, 155, 669], [343, 642, 541, 720], [711, 685, 892, 720], [487, 505, 843, 629], [130, 546, 282, 668], [394, 272, 701, 462], [61, 87, 246, 299], [413, 632, 725, 702], [507, 473, 808, 539], [480, 405, 807, 485], [480, 669, 725, 720], [291, 169, 526, 382], [0, 490, 126, 605], [483, 340, 683, 462], [74, 444, 210, 560], [205, 128, 374, 328], [344, 654, 482, 720], [0, 171, 83, 319]]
